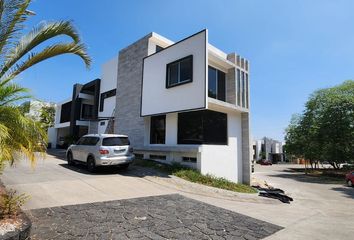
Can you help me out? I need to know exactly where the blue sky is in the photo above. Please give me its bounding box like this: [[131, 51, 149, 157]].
[[19, 0, 354, 140]]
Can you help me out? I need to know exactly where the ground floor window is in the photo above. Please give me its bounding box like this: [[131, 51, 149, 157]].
[[177, 110, 227, 145], [150, 115, 166, 144]]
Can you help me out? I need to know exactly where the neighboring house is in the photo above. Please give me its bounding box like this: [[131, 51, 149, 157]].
[[252, 137, 285, 162], [48, 58, 117, 148], [49, 29, 252, 184], [20, 100, 56, 121]]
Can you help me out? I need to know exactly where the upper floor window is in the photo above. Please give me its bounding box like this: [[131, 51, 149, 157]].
[[166, 55, 193, 88], [150, 115, 166, 144], [208, 66, 225, 101], [81, 104, 94, 119]]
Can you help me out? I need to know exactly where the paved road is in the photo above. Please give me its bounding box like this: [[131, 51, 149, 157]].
[[2, 151, 354, 239], [28, 194, 281, 240]]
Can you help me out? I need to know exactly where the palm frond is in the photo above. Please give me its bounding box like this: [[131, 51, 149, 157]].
[[1, 20, 82, 77], [7, 42, 91, 79], [0, 0, 31, 57], [0, 106, 46, 166], [0, 82, 30, 106]]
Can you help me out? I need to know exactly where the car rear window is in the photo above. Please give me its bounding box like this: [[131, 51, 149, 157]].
[[102, 137, 130, 146]]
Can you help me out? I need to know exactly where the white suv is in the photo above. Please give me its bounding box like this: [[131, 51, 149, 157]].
[[66, 134, 135, 172]]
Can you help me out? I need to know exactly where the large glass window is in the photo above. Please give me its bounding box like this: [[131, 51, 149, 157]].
[[178, 110, 227, 145], [166, 55, 193, 88], [150, 115, 166, 144], [208, 66, 226, 101], [60, 101, 72, 123], [81, 104, 94, 119]]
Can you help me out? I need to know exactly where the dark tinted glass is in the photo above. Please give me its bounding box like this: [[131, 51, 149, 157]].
[[150, 115, 166, 144], [178, 110, 227, 145], [166, 55, 193, 88], [102, 137, 130, 146], [168, 62, 178, 86], [177, 111, 203, 144], [81, 104, 94, 119], [208, 67, 217, 99], [208, 66, 225, 101], [76, 137, 85, 145], [60, 101, 72, 123], [179, 57, 192, 82], [87, 137, 99, 146], [217, 70, 226, 101]]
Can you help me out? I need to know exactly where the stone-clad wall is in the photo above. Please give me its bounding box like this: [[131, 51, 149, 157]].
[[241, 112, 251, 184], [114, 34, 152, 147]]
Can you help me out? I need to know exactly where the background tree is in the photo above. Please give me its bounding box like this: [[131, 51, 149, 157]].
[[285, 80, 354, 169], [0, 0, 91, 166], [39, 105, 55, 132]]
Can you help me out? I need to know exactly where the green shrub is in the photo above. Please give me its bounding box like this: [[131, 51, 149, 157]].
[[134, 159, 257, 194], [0, 189, 29, 219]]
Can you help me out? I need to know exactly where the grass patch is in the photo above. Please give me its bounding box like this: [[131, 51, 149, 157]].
[[134, 159, 257, 194]]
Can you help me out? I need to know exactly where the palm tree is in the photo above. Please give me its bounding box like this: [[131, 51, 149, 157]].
[[0, 0, 91, 167]]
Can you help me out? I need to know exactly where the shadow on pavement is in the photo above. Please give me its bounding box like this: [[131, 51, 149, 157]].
[[46, 149, 67, 161], [58, 162, 172, 179], [269, 172, 345, 184], [331, 187, 354, 199]]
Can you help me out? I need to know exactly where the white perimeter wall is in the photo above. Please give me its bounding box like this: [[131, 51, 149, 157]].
[[141, 30, 208, 116]]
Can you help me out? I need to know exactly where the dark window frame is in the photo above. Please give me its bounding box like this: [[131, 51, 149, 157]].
[[166, 55, 193, 89], [177, 110, 228, 145], [99, 89, 116, 112], [150, 115, 166, 144], [208, 66, 226, 101]]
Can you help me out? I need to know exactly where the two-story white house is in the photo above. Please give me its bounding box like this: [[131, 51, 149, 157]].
[[115, 29, 251, 184], [49, 29, 251, 184]]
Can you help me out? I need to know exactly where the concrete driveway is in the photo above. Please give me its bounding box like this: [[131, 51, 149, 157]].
[[2, 150, 177, 210], [2, 151, 354, 239]]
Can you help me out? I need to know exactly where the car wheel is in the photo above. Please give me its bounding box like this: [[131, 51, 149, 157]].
[[347, 180, 353, 187], [120, 163, 130, 170], [67, 152, 75, 166], [87, 156, 96, 173]]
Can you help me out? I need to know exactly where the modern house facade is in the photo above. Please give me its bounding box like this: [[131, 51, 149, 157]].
[[49, 29, 251, 184], [48, 58, 118, 148], [252, 137, 285, 163]]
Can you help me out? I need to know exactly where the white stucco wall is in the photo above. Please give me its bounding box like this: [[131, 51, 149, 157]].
[[99, 56, 118, 119], [199, 111, 242, 183], [141, 30, 208, 116], [143, 109, 243, 183]]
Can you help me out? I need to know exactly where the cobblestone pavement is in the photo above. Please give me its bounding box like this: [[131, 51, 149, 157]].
[[27, 194, 282, 240]]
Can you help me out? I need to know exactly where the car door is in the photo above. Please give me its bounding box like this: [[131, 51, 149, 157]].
[[72, 137, 86, 162], [79, 137, 99, 162]]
